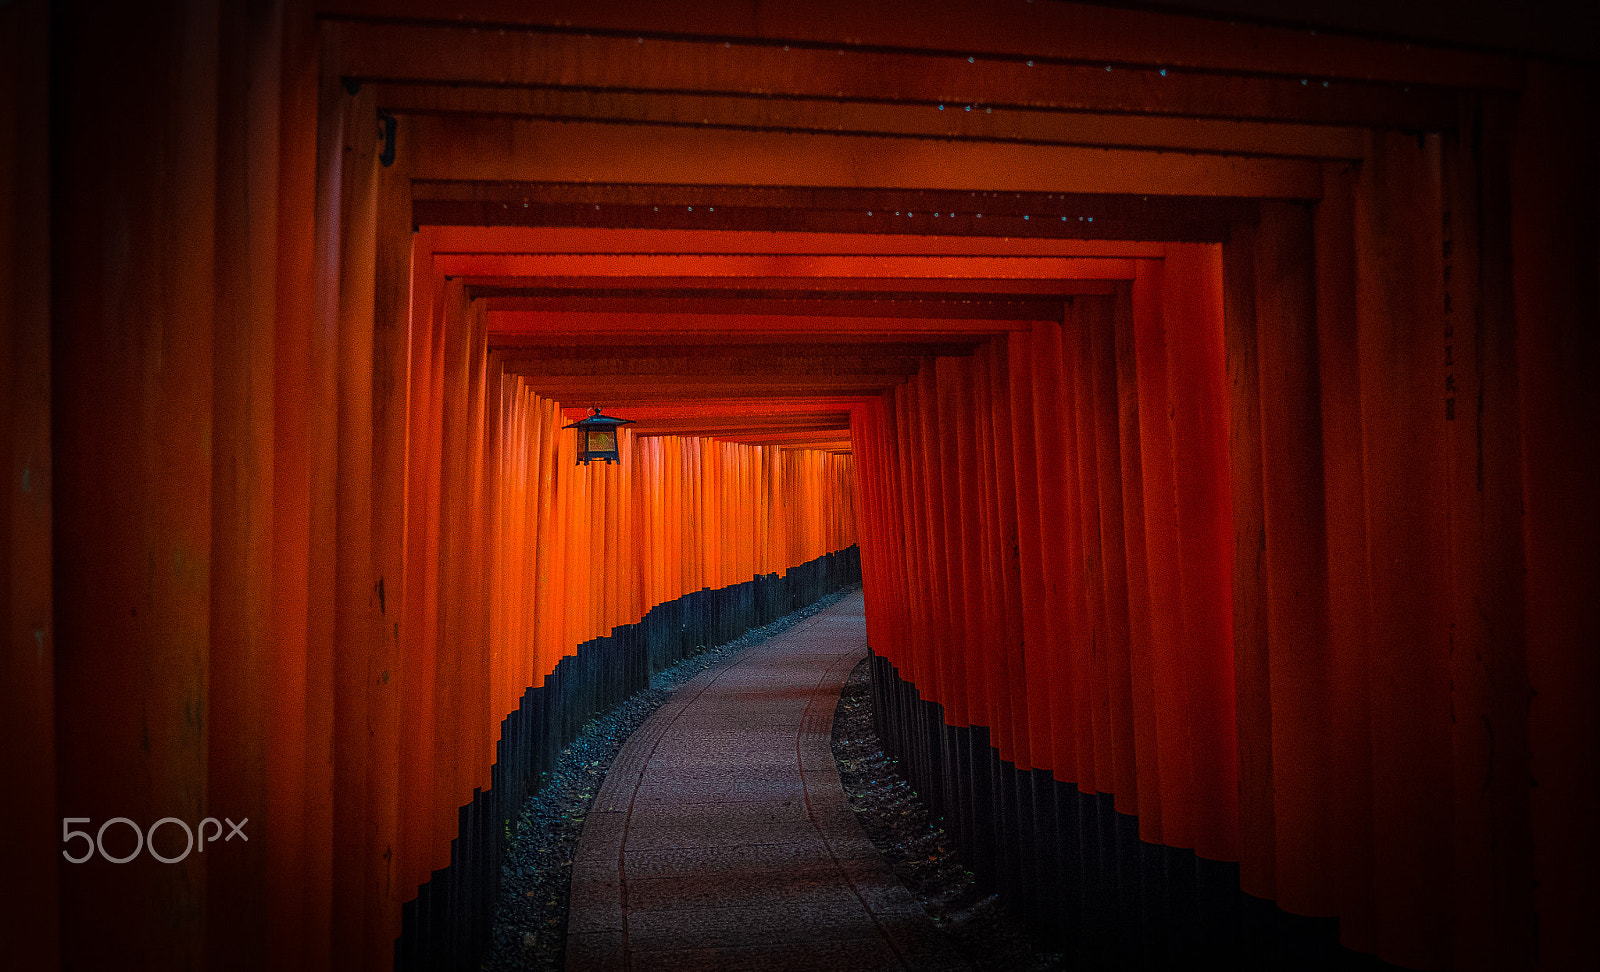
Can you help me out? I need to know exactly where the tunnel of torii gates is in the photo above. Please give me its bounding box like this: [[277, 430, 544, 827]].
[[1, 1, 1596, 970]]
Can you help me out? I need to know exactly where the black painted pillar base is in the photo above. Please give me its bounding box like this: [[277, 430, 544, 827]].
[[867, 649, 1398, 972]]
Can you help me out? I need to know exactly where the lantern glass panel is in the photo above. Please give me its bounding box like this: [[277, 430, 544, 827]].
[[588, 430, 616, 453]]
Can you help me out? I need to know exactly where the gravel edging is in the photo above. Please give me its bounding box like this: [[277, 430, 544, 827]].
[[485, 587, 856, 971], [829, 657, 1067, 971]]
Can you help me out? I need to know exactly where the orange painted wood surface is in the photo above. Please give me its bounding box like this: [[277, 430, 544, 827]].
[[857, 213, 1568, 971], [1, 3, 56, 969], [1511, 64, 1600, 972], [865, 252, 1240, 854], [49, 4, 220, 968]]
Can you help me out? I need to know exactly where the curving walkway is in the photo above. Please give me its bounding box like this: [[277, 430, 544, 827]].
[[565, 589, 968, 972]]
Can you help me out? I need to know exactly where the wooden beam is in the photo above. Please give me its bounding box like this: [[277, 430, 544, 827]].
[[317, 0, 1520, 90], [457, 275, 1123, 297], [373, 84, 1366, 162], [479, 295, 1063, 322], [416, 200, 1236, 242], [636, 421, 851, 437], [557, 400, 866, 420], [406, 115, 1324, 199], [495, 349, 927, 378], [485, 311, 1037, 339], [515, 378, 908, 399], [488, 339, 976, 359], [334, 20, 1468, 128], [433, 252, 1139, 279], [411, 182, 1254, 241], [425, 224, 1178, 257]]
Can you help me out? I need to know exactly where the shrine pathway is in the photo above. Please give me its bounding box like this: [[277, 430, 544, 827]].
[[565, 588, 968, 972]]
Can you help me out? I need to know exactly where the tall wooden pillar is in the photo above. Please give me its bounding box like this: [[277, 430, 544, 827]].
[[1028, 322, 1076, 782], [1253, 202, 1334, 917], [1085, 296, 1136, 807], [1436, 93, 1536, 972], [1063, 297, 1109, 791], [369, 105, 414, 964], [1354, 129, 1454, 970], [1131, 259, 1194, 850], [324, 64, 381, 972], [1159, 245, 1238, 863], [1003, 349, 1046, 768], [1512, 63, 1600, 972], [51, 1, 219, 966], [1312, 158, 1379, 955], [208, 0, 282, 967], [980, 339, 1029, 769], [0, 2, 56, 967], [1222, 218, 1274, 901], [1113, 282, 1162, 844], [268, 1, 323, 966]]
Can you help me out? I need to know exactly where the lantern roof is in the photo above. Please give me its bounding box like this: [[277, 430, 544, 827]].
[[562, 407, 636, 431]]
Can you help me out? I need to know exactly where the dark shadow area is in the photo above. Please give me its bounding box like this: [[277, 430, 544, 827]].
[[832, 657, 1065, 971], [868, 650, 1400, 971]]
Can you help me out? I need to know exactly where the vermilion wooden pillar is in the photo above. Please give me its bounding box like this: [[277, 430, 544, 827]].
[[1441, 95, 1535, 972], [440, 285, 493, 827], [269, 1, 322, 965], [431, 282, 470, 899], [467, 303, 495, 786], [892, 382, 934, 692], [370, 107, 415, 962], [51, 2, 218, 966], [1063, 298, 1108, 790], [399, 229, 444, 898], [1054, 307, 1098, 791], [327, 75, 381, 971], [897, 383, 932, 692], [1512, 63, 1600, 972], [1355, 129, 1454, 970], [870, 394, 897, 678], [1159, 245, 1238, 863], [936, 355, 978, 730], [1085, 295, 1136, 806], [0, 2, 55, 967], [1028, 321, 1076, 782], [981, 340, 1029, 770], [1221, 218, 1275, 900], [208, 1, 282, 967], [1112, 282, 1162, 842], [962, 351, 1000, 739], [914, 367, 957, 720], [1003, 336, 1047, 776], [1252, 202, 1334, 917], [1131, 259, 1195, 850], [1312, 160, 1378, 954], [975, 340, 1023, 766], [297, 24, 353, 967]]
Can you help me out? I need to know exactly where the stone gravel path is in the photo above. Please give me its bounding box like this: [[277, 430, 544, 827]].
[[565, 589, 969, 972]]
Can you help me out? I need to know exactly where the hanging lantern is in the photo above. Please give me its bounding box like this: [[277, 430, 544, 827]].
[[563, 406, 636, 465]]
